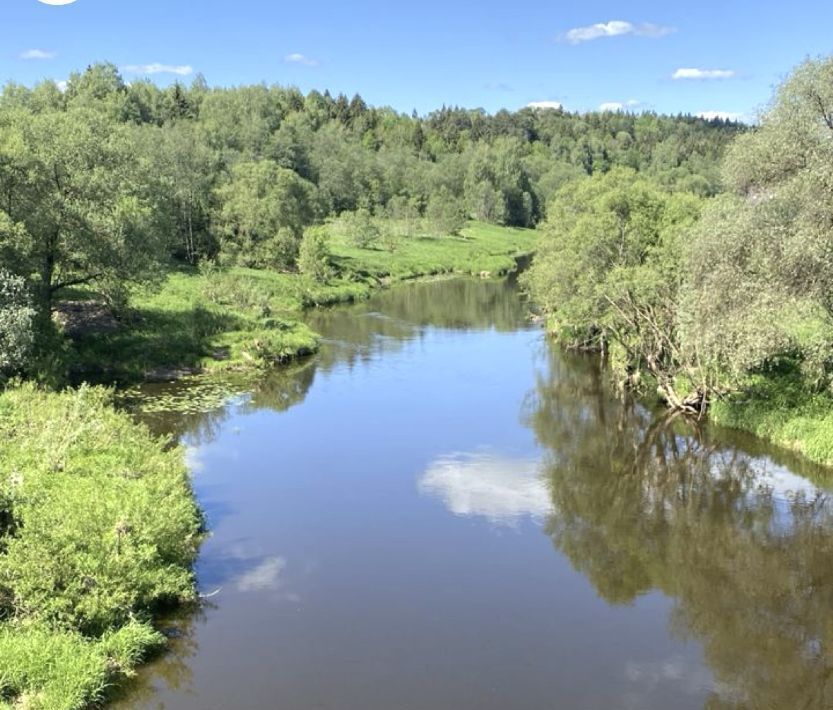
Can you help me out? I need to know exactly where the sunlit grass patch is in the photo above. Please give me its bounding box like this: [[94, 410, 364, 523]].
[[0, 384, 202, 709]]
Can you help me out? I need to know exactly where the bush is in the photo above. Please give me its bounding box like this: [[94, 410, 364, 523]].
[[298, 226, 334, 283], [339, 208, 379, 248], [0, 384, 202, 708], [0, 270, 35, 377]]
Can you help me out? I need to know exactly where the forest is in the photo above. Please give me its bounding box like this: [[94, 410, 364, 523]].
[[2, 53, 832, 710], [0, 61, 740, 383]]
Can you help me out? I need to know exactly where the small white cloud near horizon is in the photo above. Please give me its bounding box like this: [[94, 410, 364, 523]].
[[562, 20, 675, 44], [20, 49, 56, 60], [37, 0, 77, 5], [599, 99, 642, 112], [673, 68, 737, 80], [56, 80, 68, 93], [527, 100, 562, 110], [697, 110, 744, 122], [285, 53, 319, 67], [121, 63, 194, 76]]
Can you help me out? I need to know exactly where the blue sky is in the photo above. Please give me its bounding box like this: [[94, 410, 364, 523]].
[[2, 0, 832, 119]]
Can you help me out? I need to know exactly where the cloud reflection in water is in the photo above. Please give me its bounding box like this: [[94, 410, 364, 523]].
[[418, 452, 551, 525]]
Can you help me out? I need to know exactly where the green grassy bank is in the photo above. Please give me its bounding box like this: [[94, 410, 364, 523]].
[[710, 372, 833, 468], [66, 221, 536, 383], [0, 384, 202, 710]]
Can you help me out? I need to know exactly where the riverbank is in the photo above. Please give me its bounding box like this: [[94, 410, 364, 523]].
[[0, 384, 202, 710], [0, 221, 535, 708], [710, 372, 833, 468], [66, 221, 535, 384]]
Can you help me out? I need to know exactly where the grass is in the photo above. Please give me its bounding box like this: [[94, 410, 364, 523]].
[[0, 384, 202, 709], [710, 370, 833, 468], [329, 221, 536, 281], [65, 221, 536, 384]]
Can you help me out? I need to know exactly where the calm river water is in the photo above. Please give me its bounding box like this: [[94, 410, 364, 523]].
[[118, 276, 833, 710]]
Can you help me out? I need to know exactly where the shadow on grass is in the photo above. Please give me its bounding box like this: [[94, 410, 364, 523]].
[[67, 305, 246, 385]]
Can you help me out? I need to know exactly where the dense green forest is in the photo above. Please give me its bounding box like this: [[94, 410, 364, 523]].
[[0, 61, 741, 383], [524, 56, 833, 465]]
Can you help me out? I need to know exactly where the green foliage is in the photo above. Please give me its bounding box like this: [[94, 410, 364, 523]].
[[526, 54, 833, 459], [711, 371, 833, 466], [0, 384, 201, 708], [0, 63, 741, 378], [216, 160, 319, 270], [0, 271, 35, 376], [0, 106, 168, 313], [523, 168, 704, 405], [337, 208, 380, 249], [425, 188, 467, 236], [298, 226, 335, 283], [330, 220, 536, 281], [682, 56, 833, 390]]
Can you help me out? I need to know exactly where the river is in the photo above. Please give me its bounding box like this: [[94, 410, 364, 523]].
[[116, 276, 833, 710]]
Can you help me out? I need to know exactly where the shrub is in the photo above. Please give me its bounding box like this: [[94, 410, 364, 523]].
[[0, 271, 35, 377]]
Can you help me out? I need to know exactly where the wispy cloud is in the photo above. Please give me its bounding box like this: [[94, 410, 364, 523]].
[[484, 82, 514, 92], [527, 100, 562, 110], [562, 20, 675, 44], [37, 0, 78, 5], [122, 63, 194, 76], [697, 110, 744, 122], [284, 53, 319, 67], [599, 99, 642, 112], [20, 49, 56, 60], [673, 68, 736, 80]]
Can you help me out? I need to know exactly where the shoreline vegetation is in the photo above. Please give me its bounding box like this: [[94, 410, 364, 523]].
[[524, 56, 833, 468], [65, 220, 536, 385], [0, 384, 202, 710], [1, 54, 833, 708]]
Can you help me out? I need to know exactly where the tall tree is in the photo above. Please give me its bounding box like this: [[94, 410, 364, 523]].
[[0, 106, 167, 314]]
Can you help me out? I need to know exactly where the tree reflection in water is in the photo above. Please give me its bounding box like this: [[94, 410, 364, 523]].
[[524, 347, 833, 709]]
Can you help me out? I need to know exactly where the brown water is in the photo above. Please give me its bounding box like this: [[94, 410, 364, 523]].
[[117, 277, 833, 710]]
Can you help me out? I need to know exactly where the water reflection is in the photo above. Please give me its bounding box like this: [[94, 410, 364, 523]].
[[418, 452, 551, 525], [120, 275, 833, 710], [131, 277, 532, 440], [524, 347, 833, 709]]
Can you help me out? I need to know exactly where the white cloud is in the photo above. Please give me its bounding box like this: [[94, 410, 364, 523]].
[[599, 99, 642, 112], [418, 452, 552, 525], [20, 49, 56, 60], [563, 20, 675, 44], [696, 110, 744, 122], [285, 53, 319, 67], [37, 0, 78, 5], [527, 100, 562, 110], [56, 80, 67, 93], [122, 63, 194, 76], [673, 68, 736, 80]]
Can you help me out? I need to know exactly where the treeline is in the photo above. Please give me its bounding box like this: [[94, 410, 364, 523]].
[[524, 56, 833, 440], [0, 62, 741, 378]]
